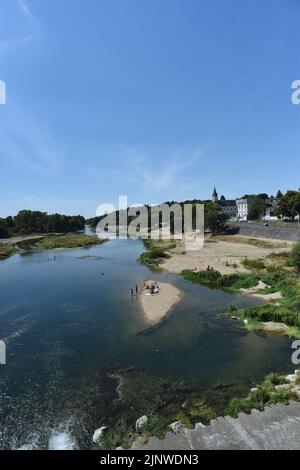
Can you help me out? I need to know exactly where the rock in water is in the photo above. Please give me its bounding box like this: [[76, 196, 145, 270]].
[[93, 426, 108, 443], [135, 415, 148, 431]]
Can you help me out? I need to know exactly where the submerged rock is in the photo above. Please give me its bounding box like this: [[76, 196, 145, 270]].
[[136, 415, 148, 431], [286, 374, 297, 383]]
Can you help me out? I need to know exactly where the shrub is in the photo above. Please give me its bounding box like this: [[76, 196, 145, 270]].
[[184, 399, 216, 424], [226, 376, 298, 418], [97, 419, 130, 450], [181, 269, 222, 288], [0, 220, 9, 239], [181, 270, 260, 292], [218, 273, 260, 291], [143, 416, 170, 439], [242, 258, 265, 270], [289, 242, 300, 273], [264, 373, 286, 386], [243, 303, 300, 327]]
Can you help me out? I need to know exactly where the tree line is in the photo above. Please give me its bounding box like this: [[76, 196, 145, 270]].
[[0, 210, 85, 238]]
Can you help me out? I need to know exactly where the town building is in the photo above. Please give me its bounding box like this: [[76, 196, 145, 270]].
[[211, 188, 278, 221], [211, 187, 237, 220], [236, 198, 255, 221]]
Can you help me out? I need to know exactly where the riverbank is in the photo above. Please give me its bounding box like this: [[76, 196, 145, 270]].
[[139, 235, 300, 338], [0, 245, 18, 260], [139, 280, 184, 325], [162, 235, 291, 275]]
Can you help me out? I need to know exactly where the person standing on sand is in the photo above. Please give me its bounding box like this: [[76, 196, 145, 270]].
[[131, 288, 134, 296], [135, 284, 138, 294]]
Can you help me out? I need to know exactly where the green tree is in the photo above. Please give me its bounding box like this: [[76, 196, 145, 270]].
[[0, 220, 9, 238], [248, 198, 267, 220], [204, 202, 229, 233], [276, 191, 300, 220]]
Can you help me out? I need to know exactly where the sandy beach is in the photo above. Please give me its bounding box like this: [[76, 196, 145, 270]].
[[162, 235, 291, 276], [139, 280, 184, 325]]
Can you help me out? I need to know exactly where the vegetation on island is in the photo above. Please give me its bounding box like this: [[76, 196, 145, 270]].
[[0, 245, 18, 260], [138, 239, 176, 267], [36, 234, 107, 250], [0, 210, 86, 238], [0, 234, 106, 261]]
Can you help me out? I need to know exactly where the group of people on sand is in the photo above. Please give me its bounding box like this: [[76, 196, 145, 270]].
[[145, 281, 160, 295], [206, 265, 215, 272], [131, 281, 161, 297]]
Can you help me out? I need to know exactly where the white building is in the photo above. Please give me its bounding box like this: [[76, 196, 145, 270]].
[[236, 198, 255, 221]]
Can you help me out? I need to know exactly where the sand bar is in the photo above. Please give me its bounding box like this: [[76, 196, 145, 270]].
[[139, 280, 184, 325], [162, 235, 291, 276]]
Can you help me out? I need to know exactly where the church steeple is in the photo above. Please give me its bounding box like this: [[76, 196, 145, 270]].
[[212, 186, 218, 203]]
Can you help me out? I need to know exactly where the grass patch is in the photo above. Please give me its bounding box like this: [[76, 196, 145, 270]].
[[143, 416, 170, 440], [289, 241, 300, 273], [181, 269, 260, 293], [138, 239, 176, 267], [0, 244, 18, 260], [37, 234, 107, 250], [97, 419, 132, 450], [242, 258, 265, 270], [215, 235, 289, 249]]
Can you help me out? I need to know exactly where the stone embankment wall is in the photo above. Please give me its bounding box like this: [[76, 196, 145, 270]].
[[132, 402, 300, 450], [228, 222, 300, 242]]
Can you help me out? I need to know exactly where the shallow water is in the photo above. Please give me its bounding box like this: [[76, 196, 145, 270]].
[[0, 234, 294, 449]]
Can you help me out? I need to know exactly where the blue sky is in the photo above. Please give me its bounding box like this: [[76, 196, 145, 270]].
[[0, 0, 300, 217]]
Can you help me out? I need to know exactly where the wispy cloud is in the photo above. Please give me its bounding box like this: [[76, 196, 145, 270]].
[[86, 143, 207, 202], [18, 0, 34, 20], [0, 0, 41, 56], [0, 106, 65, 174], [0, 2, 61, 175]]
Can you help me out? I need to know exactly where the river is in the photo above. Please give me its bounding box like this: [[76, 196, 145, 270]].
[[0, 231, 294, 449]]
